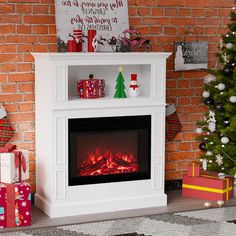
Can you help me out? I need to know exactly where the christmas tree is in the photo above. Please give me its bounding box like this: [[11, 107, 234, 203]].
[[196, 3, 236, 176], [113, 66, 127, 98]]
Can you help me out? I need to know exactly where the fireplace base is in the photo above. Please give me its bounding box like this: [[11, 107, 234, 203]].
[[35, 191, 167, 218]]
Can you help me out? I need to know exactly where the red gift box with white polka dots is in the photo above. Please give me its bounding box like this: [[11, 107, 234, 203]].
[[77, 77, 105, 99], [0, 182, 31, 228]]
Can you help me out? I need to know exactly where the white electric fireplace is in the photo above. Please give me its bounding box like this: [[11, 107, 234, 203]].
[[33, 52, 171, 218]]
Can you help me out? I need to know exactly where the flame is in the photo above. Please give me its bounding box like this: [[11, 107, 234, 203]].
[[78, 148, 138, 176]]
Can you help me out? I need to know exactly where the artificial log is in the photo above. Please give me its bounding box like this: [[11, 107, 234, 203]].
[[78, 154, 138, 176]]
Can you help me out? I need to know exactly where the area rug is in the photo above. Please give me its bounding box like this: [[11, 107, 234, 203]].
[[2, 206, 236, 236]]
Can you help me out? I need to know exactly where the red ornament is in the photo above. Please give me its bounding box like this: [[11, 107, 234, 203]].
[[73, 29, 82, 52], [87, 30, 97, 52], [67, 38, 77, 52]]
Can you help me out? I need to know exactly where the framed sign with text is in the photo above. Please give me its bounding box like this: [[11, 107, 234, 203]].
[[55, 0, 129, 52]]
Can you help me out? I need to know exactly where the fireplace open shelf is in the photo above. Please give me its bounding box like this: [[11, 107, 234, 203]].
[[68, 64, 151, 100], [33, 52, 171, 218]]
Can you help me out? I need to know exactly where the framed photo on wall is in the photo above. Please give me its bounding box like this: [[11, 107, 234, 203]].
[[55, 0, 129, 52], [174, 41, 208, 71]]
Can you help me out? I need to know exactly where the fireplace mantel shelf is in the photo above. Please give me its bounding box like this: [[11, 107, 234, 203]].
[[54, 96, 166, 110], [32, 52, 171, 60], [33, 52, 171, 218]]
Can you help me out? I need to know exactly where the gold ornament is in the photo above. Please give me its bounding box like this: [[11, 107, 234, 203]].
[[217, 200, 224, 207], [204, 201, 212, 208], [118, 65, 123, 72]]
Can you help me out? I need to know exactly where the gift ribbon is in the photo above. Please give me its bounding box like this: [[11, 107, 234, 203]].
[[13, 151, 26, 182], [192, 162, 195, 177], [6, 183, 15, 227]]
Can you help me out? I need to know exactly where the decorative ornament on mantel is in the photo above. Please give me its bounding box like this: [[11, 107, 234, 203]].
[[113, 66, 127, 98], [128, 74, 140, 97]]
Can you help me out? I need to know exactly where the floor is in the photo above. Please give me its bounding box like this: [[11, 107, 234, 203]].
[[1, 190, 236, 233]]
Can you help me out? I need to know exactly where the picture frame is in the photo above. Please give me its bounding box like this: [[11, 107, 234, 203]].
[[174, 41, 208, 71], [55, 0, 129, 52]]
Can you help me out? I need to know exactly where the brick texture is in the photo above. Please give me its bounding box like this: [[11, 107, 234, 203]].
[[0, 0, 56, 193], [0, 0, 233, 191]]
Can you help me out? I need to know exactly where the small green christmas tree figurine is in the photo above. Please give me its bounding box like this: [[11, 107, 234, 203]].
[[196, 2, 236, 176], [113, 66, 127, 98]]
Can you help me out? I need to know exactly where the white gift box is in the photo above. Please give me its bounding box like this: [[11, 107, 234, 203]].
[[0, 150, 29, 183]]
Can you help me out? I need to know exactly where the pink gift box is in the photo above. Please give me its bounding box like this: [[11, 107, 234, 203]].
[[0, 182, 31, 228]]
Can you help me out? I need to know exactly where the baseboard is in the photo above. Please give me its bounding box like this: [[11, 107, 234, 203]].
[[35, 193, 167, 218], [31, 181, 182, 204], [165, 179, 182, 191]]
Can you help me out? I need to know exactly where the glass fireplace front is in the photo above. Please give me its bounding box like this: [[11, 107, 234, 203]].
[[68, 115, 151, 186]]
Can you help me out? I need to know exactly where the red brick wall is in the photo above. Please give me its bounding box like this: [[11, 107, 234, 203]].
[[0, 0, 57, 192], [0, 0, 233, 191], [128, 0, 233, 180]]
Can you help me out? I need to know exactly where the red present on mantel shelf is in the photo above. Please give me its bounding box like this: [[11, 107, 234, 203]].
[[77, 74, 105, 99], [182, 174, 233, 201], [0, 182, 31, 228]]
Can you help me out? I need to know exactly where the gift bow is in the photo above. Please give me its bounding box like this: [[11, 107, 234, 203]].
[[14, 151, 27, 173], [0, 144, 26, 182]]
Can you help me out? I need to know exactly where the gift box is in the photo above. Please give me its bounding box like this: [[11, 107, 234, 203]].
[[182, 175, 233, 201], [0, 182, 31, 228], [0, 149, 29, 184], [77, 74, 105, 99], [187, 161, 200, 177]]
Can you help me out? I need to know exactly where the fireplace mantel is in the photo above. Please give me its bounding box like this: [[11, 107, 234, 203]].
[[33, 52, 171, 218]]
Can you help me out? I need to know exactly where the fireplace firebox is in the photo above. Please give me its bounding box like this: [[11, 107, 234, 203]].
[[69, 115, 151, 186]]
